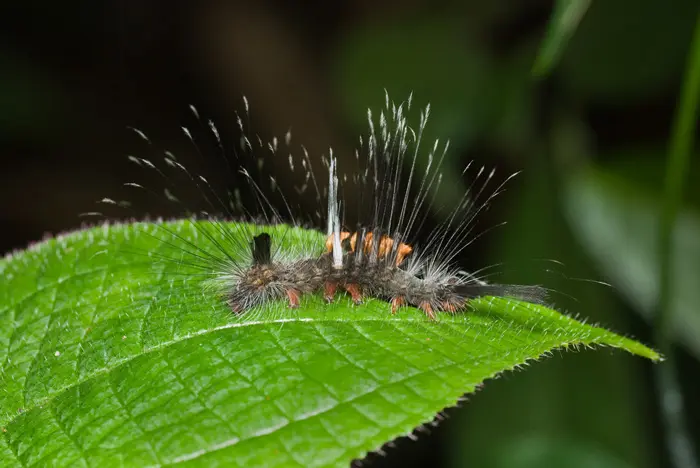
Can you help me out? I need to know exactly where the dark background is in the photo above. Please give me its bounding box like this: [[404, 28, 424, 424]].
[[1, 1, 699, 467]]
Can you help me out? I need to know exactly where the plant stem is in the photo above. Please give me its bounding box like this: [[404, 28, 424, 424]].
[[655, 12, 700, 468]]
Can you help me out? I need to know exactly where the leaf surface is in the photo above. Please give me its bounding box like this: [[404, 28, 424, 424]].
[[0, 222, 660, 467]]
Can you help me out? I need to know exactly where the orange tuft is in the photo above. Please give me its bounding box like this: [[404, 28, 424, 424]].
[[325, 231, 351, 252], [325, 231, 413, 266]]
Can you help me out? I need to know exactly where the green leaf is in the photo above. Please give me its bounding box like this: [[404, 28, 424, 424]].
[[563, 167, 700, 359], [532, 0, 592, 77], [0, 221, 659, 467]]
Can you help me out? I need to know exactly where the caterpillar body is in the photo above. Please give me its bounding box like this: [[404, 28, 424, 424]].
[[105, 93, 548, 319]]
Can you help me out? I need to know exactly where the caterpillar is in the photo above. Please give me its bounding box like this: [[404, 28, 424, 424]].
[[100, 92, 548, 319]]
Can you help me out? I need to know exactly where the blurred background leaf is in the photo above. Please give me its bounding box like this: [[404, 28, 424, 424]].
[[532, 0, 591, 77], [563, 164, 700, 359]]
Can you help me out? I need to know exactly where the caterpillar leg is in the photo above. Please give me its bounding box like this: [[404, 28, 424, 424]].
[[390, 296, 405, 314], [441, 300, 464, 313], [419, 301, 436, 320], [286, 288, 301, 308], [344, 283, 363, 304], [324, 281, 337, 303]]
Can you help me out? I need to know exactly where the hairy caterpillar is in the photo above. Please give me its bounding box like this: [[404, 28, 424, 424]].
[[97, 92, 548, 319]]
